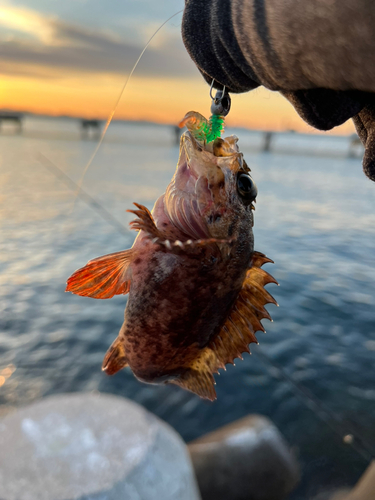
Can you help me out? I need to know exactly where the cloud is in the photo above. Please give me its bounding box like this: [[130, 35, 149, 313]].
[[0, 5, 55, 43], [0, 5, 196, 80]]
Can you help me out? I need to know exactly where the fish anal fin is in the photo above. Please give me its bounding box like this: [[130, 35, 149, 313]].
[[102, 337, 128, 375], [127, 203, 162, 239], [66, 249, 134, 299]]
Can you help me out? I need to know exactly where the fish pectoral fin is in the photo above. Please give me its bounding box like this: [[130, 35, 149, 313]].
[[102, 337, 128, 375], [66, 249, 134, 299], [127, 203, 162, 239], [171, 368, 217, 401]]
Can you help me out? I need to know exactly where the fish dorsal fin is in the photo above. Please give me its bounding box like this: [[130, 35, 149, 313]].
[[66, 249, 134, 299], [102, 337, 128, 375], [171, 251, 277, 400], [209, 251, 277, 368]]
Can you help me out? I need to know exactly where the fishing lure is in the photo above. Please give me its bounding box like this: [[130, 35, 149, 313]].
[[179, 86, 231, 143]]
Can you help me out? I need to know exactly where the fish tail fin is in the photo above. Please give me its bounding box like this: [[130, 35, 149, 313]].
[[102, 337, 128, 375], [172, 369, 217, 401]]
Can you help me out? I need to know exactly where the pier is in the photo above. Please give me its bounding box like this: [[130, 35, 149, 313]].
[[0, 112, 23, 134], [80, 118, 101, 140]]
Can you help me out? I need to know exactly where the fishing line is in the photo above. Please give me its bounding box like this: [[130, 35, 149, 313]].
[[38, 153, 128, 237], [72, 8, 184, 206], [38, 152, 375, 462], [36, 4, 374, 465]]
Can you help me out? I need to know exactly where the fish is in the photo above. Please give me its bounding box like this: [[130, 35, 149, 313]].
[[66, 130, 277, 400]]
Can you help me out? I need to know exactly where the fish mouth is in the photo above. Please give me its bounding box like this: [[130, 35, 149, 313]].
[[180, 131, 213, 180], [180, 131, 243, 178], [165, 131, 247, 240], [173, 131, 247, 202]]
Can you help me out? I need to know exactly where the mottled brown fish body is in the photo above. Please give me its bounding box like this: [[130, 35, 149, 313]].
[[120, 240, 251, 385], [67, 130, 277, 400]]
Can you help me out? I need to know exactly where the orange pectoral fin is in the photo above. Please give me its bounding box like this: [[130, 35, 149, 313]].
[[66, 249, 134, 299]]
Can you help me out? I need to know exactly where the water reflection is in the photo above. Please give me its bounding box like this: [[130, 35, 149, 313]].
[[0, 118, 374, 498]]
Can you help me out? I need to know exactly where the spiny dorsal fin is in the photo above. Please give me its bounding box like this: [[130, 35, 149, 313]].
[[102, 337, 128, 375], [66, 249, 133, 299], [209, 251, 277, 367], [173, 251, 277, 400]]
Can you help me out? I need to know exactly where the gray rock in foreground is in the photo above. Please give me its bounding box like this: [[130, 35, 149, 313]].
[[188, 414, 299, 500], [0, 393, 201, 500]]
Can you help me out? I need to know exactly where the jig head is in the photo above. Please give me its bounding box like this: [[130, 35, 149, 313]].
[[179, 81, 231, 144]]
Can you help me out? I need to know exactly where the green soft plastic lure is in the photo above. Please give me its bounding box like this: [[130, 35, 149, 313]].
[[178, 111, 225, 143], [178, 88, 231, 144]]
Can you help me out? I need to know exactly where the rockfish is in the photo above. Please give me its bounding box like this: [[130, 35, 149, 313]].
[[66, 131, 277, 400]]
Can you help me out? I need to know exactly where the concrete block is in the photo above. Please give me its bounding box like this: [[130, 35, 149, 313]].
[[0, 393, 201, 500], [188, 414, 299, 500]]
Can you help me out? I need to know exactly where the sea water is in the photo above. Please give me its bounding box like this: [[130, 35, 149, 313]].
[[1, 116, 374, 499]]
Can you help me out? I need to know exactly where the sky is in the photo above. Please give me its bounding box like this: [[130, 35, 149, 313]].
[[0, 0, 355, 133]]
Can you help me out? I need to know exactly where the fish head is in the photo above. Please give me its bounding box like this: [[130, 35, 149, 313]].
[[165, 131, 257, 245]]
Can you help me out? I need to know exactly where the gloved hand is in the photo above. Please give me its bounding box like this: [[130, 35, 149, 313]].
[[182, 0, 375, 181]]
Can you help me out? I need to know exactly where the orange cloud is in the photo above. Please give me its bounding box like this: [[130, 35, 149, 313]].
[[0, 3, 355, 134], [0, 71, 355, 135]]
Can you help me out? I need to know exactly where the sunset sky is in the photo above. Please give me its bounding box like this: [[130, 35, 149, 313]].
[[0, 0, 355, 133]]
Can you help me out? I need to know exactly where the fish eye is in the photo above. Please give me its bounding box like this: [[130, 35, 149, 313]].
[[237, 173, 257, 204]]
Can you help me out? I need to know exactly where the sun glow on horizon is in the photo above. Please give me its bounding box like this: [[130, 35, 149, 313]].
[[0, 2, 355, 135], [0, 71, 355, 135]]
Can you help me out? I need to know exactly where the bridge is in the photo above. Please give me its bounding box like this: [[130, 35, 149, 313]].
[[0, 112, 23, 133]]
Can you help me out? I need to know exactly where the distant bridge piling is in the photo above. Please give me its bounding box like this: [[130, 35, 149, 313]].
[[80, 119, 101, 140], [262, 131, 273, 152], [348, 133, 363, 158], [0, 112, 23, 134], [173, 125, 182, 146]]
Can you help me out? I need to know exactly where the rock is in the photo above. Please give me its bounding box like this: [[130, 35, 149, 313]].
[[311, 461, 375, 500], [330, 461, 375, 500], [188, 414, 299, 500], [311, 490, 352, 500], [0, 393, 201, 500]]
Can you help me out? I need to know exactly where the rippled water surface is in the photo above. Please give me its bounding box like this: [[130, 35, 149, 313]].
[[1, 117, 375, 498]]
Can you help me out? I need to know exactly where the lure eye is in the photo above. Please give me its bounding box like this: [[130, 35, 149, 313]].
[[237, 173, 257, 204]]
